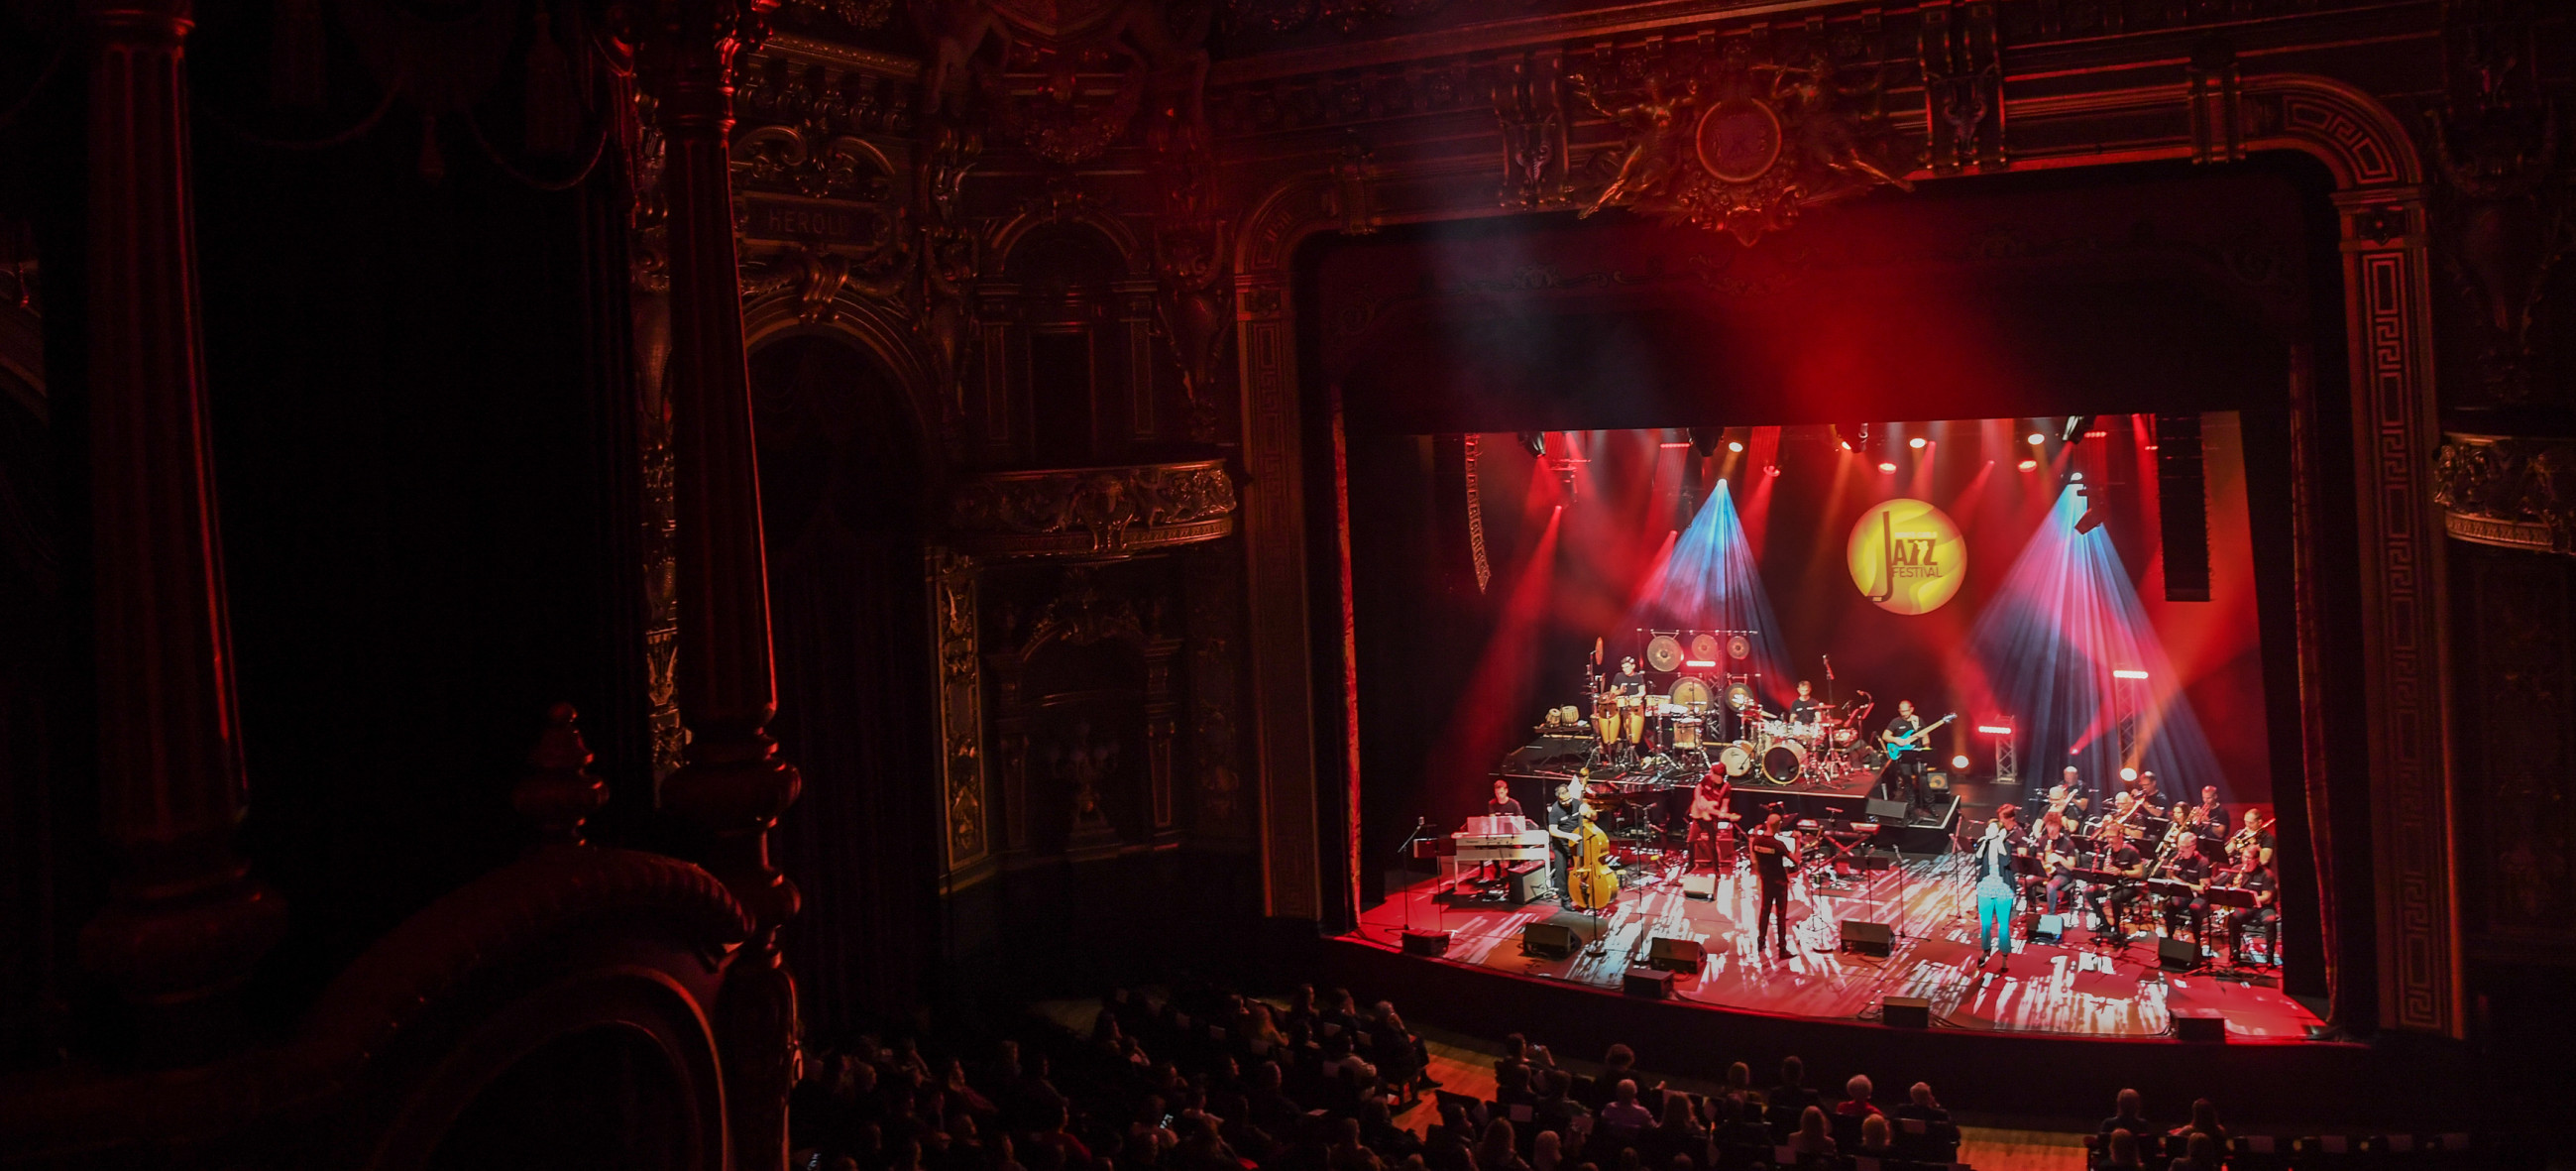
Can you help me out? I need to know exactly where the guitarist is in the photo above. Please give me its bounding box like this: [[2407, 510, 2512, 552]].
[[1879, 699, 1934, 815], [1685, 762, 1740, 871]]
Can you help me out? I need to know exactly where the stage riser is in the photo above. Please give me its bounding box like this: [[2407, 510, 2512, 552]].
[[1725, 790, 1960, 854], [1319, 937, 2451, 1128]]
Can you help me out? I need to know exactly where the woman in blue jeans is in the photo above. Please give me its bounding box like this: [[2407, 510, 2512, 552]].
[[1972, 806, 2024, 971]]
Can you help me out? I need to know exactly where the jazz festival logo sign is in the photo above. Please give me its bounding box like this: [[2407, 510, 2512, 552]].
[[1847, 499, 1966, 615]]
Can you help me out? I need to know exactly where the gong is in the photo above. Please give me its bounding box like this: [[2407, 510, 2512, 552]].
[[1690, 633, 1723, 664], [1644, 634, 1685, 673]]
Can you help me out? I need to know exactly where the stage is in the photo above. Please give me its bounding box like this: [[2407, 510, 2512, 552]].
[[1361, 850, 2320, 1042]]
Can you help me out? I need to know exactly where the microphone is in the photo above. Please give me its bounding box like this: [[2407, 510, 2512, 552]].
[[1822, 654, 1835, 681]]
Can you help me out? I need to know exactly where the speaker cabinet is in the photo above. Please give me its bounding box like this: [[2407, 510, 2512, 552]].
[[2159, 934, 2199, 971], [1645, 936, 1706, 973], [1680, 872, 1717, 899], [2030, 913, 2067, 943], [1622, 966, 1676, 998], [1401, 930, 1451, 956], [1841, 920, 1893, 957], [1520, 921, 1580, 959], [1864, 797, 1912, 823], [2174, 1010, 2227, 1042], [1882, 995, 1931, 1028]]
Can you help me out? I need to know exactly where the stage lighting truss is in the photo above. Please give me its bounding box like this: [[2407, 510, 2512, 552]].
[[1976, 720, 2017, 784]]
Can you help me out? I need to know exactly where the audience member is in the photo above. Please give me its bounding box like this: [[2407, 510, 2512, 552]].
[[1856, 1114, 1893, 1157], [1833, 1075, 1880, 1117], [1720, 1063, 1761, 1107], [1769, 1058, 1821, 1114], [2166, 1132, 2220, 1171], [2169, 1099, 2227, 1145], [2103, 1129, 2142, 1170], [1786, 1108, 1836, 1159], [1893, 1082, 1948, 1124], [2101, 1089, 2150, 1139], [1475, 1120, 1528, 1171], [1599, 1080, 1654, 1140]]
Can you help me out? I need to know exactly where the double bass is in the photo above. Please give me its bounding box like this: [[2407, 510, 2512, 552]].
[[1570, 805, 1620, 909]]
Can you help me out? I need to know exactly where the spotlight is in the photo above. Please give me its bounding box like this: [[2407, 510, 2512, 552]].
[[1951, 754, 1970, 770], [1519, 431, 1547, 458], [1877, 460, 1898, 473], [1716, 425, 1751, 455], [2061, 414, 2096, 443], [2074, 509, 2105, 534], [1764, 463, 1780, 477], [1908, 436, 1927, 449], [1729, 439, 1745, 453], [2120, 766, 2139, 782], [2070, 471, 2084, 482], [2112, 668, 2150, 679], [2017, 459, 2039, 471], [2026, 431, 2046, 446]]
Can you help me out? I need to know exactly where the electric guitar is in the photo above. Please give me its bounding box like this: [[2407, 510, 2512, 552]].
[[1880, 713, 1959, 760]]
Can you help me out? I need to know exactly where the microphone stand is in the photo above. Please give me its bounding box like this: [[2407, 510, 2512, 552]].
[[1395, 816, 1431, 938]]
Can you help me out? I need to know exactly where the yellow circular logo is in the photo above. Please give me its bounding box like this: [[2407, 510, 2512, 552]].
[[1847, 498, 1966, 615]]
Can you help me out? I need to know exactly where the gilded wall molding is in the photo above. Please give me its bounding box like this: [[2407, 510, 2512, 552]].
[[2436, 434, 2576, 555], [948, 460, 1239, 557], [929, 548, 993, 889]]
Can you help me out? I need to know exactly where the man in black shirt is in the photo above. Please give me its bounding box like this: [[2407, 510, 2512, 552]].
[[2222, 862, 2280, 964], [1486, 778, 1525, 821], [1880, 700, 1931, 813], [1787, 680, 1822, 724], [2161, 834, 2213, 941], [2085, 839, 2147, 939], [1610, 656, 1647, 698], [1745, 813, 1798, 960], [1545, 777, 1587, 903], [1609, 656, 1647, 760]]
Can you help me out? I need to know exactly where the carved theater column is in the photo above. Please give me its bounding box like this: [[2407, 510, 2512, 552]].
[[2330, 186, 2463, 1037], [635, 0, 806, 1164], [73, 0, 288, 1064]]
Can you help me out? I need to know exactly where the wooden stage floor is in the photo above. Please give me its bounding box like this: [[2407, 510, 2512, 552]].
[[1356, 852, 2322, 1042]]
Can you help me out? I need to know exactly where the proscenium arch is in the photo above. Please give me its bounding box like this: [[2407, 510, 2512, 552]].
[[1224, 71, 2458, 1035]]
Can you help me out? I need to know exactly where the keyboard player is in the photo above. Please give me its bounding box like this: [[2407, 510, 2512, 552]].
[[1477, 779, 1527, 882]]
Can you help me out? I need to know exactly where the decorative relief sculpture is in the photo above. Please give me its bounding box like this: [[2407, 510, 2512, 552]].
[[2436, 434, 2576, 554], [1563, 45, 1913, 245], [910, 0, 1213, 164], [2425, 4, 2567, 407], [949, 460, 1238, 556]]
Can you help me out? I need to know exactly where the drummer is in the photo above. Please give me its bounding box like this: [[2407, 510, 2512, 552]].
[[1787, 680, 1823, 726]]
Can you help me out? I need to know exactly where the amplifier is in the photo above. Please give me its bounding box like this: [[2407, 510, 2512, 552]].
[[1622, 966, 1676, 998], [1400, 930, 1451, 956], [1840, 919, 1893, 958], [1645, 936, 1706, 973], [2174, 1010, 2228, 1042]]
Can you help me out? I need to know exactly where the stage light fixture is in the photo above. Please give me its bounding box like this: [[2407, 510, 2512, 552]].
[[1519, 431, 1547, 458], [2112, 668, 2150, 679], [1950, 754, 1970, 770], [1764, 463, 1780, 477], [1686, 427, 1721, 456], [1876, 460, 1898, 473], [2074, 509, 2105, 534], [2120, 766, 2139, 782], [1729, 439, 1745, 453], [2061, 414, 2096, 443], [1976, 724, 2016, 736], [1908, 436, 1927, 449], [2018, 459, 2039, 471], [2026, 431, 2046, 446], [2070, 471, 2084, 482]]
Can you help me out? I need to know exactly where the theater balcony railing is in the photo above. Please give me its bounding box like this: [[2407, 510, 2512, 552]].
[[946, 459, 1239, 559], [2434, 434, 2576, 556]]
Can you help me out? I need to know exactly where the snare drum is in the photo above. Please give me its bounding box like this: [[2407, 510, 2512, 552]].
[[1670, 717, 1704, 750], [1717, 741, 1756, 777]]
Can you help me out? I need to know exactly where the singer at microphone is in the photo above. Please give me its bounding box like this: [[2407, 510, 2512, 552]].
[[1973, 805, 2026, 969]]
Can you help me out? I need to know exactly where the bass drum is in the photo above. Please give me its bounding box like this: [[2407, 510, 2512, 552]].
[[1761, 740, 1807, 785], [1717, 741, 1756, 777]]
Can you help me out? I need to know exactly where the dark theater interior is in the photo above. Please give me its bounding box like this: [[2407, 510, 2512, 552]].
[[2, 0, 2573, 1166]]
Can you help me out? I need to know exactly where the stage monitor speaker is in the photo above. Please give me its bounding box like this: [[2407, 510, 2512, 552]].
[[1623, 966, 1676, 998], [1928, 770, 1952, 792], [2156, 413, 2210, 602], [1841, 920, 1893, 957], [2173, 1010, 2228, 1042], [1400, 930, 1451, 957], [1882, 995, 1931, 1029], [1680, 872, 1717, 900], [2030, 913, 2067, 943], [1864, 797, 1911, 824], [1521, 914, 1596, 959], [1506, 861, 1547, 905], [1646, 936, 1706, 973], [2159, 934, 2199, 971], [1854, 846, 1898, 872]]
